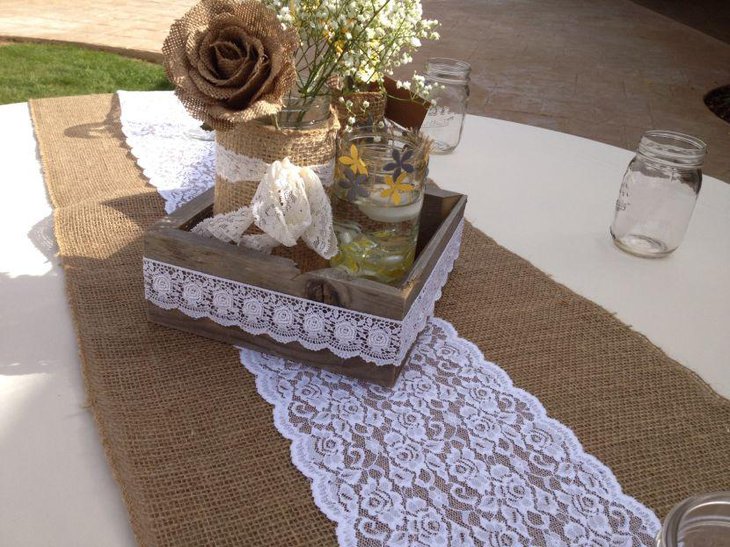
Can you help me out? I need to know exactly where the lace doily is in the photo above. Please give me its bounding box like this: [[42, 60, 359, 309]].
[[144, 221, 463, 367], [241, 317, 660, 546]]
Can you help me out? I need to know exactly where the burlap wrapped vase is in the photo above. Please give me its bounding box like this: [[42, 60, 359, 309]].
[[213, 109, 340, 271], [214, 117, 338, 214]]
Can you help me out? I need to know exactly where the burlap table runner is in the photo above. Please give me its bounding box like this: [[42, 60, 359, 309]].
[[30, 94, 729, 546]]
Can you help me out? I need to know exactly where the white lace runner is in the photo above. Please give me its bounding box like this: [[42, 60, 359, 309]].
[[118, 90, 216, 213], [144, 221, 463, 367], [241, 318, 660, 546]]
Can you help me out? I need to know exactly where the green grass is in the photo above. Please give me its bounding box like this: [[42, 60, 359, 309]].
[[0, 42, 173, 105]]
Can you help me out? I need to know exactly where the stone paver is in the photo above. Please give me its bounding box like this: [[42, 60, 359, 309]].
[[407, 0, 730, 179], [1, 0, 729, 178]]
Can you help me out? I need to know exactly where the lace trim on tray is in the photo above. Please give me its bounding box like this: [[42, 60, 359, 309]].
[[241, 317, 661, 546], [144, 221, 463, 367]]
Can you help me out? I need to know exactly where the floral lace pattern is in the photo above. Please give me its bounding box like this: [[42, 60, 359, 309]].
[[143, 221, 463, 367], [241, 318, 660, 546], [118, 90, 216, 213]]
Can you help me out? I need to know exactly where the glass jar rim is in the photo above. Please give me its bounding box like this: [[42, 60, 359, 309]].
[[426, 57, 471, 84], [343, 128, 419, 149], [341, 129, 426, 176], [657, 491, 730, 546], [638, 130, 706, 168], [255, 92, 332, 129]]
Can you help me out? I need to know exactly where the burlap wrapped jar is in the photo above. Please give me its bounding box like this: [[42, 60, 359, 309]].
[[214, 120, 338, 213], [334, 90, 387, 127], [213, 104, 339, 271], [328, 78, 387, 127]]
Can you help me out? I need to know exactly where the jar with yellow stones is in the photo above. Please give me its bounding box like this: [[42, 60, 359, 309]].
[[330, 129, 429, 284]]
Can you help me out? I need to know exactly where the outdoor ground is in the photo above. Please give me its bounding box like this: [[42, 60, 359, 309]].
[[1, 0, 728, 178], [0, 43, 170, 104]]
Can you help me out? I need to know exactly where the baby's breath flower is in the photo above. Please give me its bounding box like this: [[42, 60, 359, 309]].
[[261, 0, 440, 97]]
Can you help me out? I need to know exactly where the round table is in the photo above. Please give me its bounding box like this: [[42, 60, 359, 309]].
[[2, 101, 728, 546]]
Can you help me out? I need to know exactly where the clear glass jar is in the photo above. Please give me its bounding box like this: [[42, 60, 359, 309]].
[[264, 93, 332, 129], [330, 130, 428, 284], [421, 58, 471, 153], [610, 130, 706, 257], [656, 492, 730, 546]]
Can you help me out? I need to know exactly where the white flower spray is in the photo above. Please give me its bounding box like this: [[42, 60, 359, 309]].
[[262, 0, 440, 126]]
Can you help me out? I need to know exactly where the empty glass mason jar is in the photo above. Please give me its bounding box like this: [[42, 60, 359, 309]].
[[656, 492, 730, 546], [330, 129, 428, 284], [421, 58, 471, 153], [610, 130, 706, 257]]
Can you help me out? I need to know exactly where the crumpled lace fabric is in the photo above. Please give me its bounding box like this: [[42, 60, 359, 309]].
[[191, 206, 256, 245], [191, 159, 338, 258], [242, 318, 660, 546], [120, 91, 660, 545], [251, 159, 338, 258], [192, 206, 281, 253]]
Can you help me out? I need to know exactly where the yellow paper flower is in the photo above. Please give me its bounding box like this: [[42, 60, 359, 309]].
[[381, 172, 415, 205], [338, 144, 368, 176]]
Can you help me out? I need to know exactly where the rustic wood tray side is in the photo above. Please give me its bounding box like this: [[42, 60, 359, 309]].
[[144, 184, 466, 386]]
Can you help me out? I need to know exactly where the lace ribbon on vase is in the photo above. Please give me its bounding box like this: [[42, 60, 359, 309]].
[[144, 221, 463, 367], [241, 317, 660, 546], [216, 143, 336, 188], [251, 159, 338, 258]]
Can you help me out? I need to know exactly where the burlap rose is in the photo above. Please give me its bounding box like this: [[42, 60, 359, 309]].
[[162, 0, 299, 130]]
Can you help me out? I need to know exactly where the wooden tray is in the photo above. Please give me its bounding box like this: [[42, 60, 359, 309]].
[[144, 183, 466, 387]]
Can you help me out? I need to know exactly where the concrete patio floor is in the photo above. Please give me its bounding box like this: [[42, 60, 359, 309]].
[[1, 0, 728, 179]]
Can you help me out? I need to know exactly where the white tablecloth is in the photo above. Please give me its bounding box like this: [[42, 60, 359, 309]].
[[1, 100, 728, 545]]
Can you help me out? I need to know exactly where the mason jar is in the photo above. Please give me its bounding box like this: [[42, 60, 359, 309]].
[[421, 58, 471, 153], [656, 492, 730, 546], [330, 129, 428, 284], [610, 130, 706, 257]]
